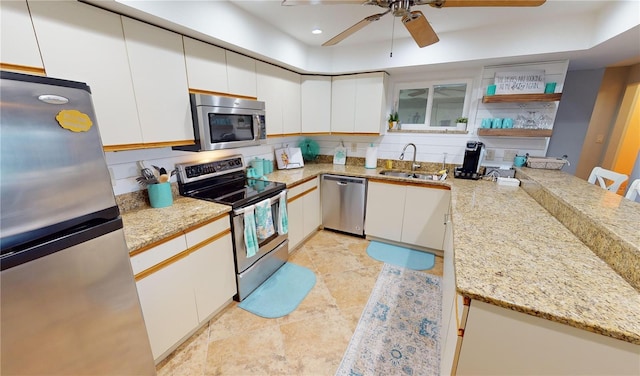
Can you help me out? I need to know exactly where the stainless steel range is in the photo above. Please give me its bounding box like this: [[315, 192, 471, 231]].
[[176, 155, 288, 301]]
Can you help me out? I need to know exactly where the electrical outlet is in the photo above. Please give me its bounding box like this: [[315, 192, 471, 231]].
[[503, 150, 517, 162], [485, 149, 495, 160], [351, 143, 358, 153]]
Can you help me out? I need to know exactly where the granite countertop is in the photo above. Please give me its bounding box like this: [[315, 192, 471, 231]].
[[517, 167, 640, 291], [450, 178, 640, 344], [118, 162, 640, 344], [121, 196, 230, 252]]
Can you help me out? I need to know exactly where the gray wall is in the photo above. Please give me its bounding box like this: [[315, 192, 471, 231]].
[[547, 69, 605, 175]]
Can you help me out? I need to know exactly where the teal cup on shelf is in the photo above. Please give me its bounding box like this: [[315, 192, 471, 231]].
[[503, 118, 514, 128], [492, 118, 503, 129], [544, 82, 557, 94], [481, 118, 492, 128], [486, 84, 496, 96], [148, 182, 173, 208]]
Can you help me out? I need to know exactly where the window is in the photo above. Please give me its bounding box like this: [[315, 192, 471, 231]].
[[394, 79, 472, 131]]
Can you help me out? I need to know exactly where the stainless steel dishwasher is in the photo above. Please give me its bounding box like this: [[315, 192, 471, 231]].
[[321, 174, 367, 236]]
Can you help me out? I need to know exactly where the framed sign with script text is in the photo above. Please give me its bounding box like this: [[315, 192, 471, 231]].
[[494, 70, 545, 94]]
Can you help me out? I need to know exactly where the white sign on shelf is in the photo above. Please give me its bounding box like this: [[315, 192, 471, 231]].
[[494, 70, 545, 94]]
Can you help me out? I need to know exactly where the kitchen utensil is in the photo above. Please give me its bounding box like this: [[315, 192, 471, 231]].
[[140, 168, 158, 184]]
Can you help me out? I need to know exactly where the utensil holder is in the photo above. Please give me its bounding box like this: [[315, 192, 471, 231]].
[[148, 182, 173, 208]]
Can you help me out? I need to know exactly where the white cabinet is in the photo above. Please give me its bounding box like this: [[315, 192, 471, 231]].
[[365, 180, 450, 250], [183, 39, 257, 99], [29, 1, 142, 147], [121, 17, 193, 146], [331, 72, 388, 134], [257, 61, 301, 136], [301, 75, 332, 134], [185, 220, 236, 322], [130, 216, 235, 362], [226, 51, 257, 98], [287, 177, 320, 250], [365, 181, 405, 241], [455, 300, 640, 375], [0, 0, 43, 73], [183, 36, 228, 94]]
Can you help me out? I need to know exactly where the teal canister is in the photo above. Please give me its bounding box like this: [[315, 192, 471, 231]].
[[148, 182, 173, 208], [251, 158, 264, 177]]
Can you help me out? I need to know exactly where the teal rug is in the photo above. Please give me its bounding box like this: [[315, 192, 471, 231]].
[[238, 262, 316, 318], [335, 264, 442, 376], [366, 241, 435, 270]]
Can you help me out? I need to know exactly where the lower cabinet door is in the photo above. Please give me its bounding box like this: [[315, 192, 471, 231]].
[[365, 181, 405, 241], [401, 186, 450, 250], [287, 198, 304, 250], [136, 256, 198, 360], [190, 233, 236, 322]]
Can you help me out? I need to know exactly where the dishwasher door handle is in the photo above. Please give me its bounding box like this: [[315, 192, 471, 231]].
[[337, 181, 348, 186]]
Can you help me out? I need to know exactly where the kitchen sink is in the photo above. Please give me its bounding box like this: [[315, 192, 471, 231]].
[[379, 170, 445, 181]]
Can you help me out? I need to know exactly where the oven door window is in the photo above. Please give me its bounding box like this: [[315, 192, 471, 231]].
[[208, 113, 255, 142]]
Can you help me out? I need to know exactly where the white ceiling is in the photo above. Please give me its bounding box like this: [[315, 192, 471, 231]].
[[230, 0, 606, 47], [89, 0, 640, 74]]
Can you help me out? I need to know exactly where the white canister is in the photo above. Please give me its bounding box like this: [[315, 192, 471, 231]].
[[365, 143, 378, 169]]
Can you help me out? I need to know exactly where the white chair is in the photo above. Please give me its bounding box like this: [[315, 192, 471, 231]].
[[625, 179, 640, 201], [587, 167, 628, 192]]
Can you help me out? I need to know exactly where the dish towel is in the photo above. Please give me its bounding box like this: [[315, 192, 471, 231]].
[[278, 191, 288, 235], [255, 198, 275, 241], [243, 205, 258, 258]]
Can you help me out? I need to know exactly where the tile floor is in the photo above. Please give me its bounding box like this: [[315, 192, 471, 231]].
[[156, 230, 443, 376]]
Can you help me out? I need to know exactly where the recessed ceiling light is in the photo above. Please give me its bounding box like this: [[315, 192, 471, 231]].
[[311, 28, 323, 35]]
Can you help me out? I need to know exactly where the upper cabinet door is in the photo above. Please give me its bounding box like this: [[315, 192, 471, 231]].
[[354, 72, 387, 134], [226, 51, 257, 98], [29, 0, 142, 146], [331, 72, 387, 134], [301, 76, 331, 134], [0, 1, 43, 73], [183, 36, 228, 94], [331, 75, 357, 133], [281, 69, 301, 135], [257, 61, 286, 136], [121, 17, 193, 144]]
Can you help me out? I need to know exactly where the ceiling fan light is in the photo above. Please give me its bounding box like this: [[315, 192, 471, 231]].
[[312, 28, 323, 34]]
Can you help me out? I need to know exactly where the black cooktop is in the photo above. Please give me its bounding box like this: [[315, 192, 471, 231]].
[[190, 178, 286, 209], [176, 156, 286, 209]]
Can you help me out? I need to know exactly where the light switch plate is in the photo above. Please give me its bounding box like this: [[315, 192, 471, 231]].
[[503, 150, 517, 162]]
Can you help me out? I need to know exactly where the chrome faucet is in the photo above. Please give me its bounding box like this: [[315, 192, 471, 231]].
[[399, 143, 420, 171]]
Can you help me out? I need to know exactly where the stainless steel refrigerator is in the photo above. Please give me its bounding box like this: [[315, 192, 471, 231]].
[[0, 71, 156, 375]]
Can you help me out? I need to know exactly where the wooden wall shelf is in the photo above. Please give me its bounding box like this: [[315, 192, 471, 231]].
[[482, 93, 562, 103], [477, 128, 553, 137]]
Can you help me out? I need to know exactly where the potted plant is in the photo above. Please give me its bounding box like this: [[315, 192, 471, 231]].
[[388, 112, 399, 129], [456, 117, 468, 127]]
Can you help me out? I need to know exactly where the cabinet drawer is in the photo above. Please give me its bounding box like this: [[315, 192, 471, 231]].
[[288, 177, 319, 199], [130, 236, 188, 275], [185, 216, 230, 248]]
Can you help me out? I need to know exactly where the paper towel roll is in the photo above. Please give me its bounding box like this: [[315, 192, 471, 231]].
[[365, 145, 377, 169]]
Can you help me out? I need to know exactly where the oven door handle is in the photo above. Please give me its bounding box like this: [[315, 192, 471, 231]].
[[232, 189, 288, 216]]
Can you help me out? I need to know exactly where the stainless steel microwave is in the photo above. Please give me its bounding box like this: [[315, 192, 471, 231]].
[[173, 94, 266, 152]]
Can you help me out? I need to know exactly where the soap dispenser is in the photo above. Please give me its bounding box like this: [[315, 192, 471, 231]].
[[365, 143, 378, 169]]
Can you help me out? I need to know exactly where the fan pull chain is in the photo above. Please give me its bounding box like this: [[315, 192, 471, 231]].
[[390, 16, 396, 58]]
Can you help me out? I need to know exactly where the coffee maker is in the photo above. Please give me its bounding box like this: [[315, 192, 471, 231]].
[[455, 141, 485, 180]]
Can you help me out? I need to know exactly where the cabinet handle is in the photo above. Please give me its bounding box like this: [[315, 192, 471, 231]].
[[444, 213, 450, 224]]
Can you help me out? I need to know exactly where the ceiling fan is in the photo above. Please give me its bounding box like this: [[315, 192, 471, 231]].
[[284, 0, 547, 48]]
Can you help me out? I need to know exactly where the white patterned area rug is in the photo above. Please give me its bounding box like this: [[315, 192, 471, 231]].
[[336, 264, 442, 376]]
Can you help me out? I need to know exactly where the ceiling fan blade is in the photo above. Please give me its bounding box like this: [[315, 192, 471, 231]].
[[322, 10, 390, 46], [402, 10, 439, 48], [428, 0, 546, 8]]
